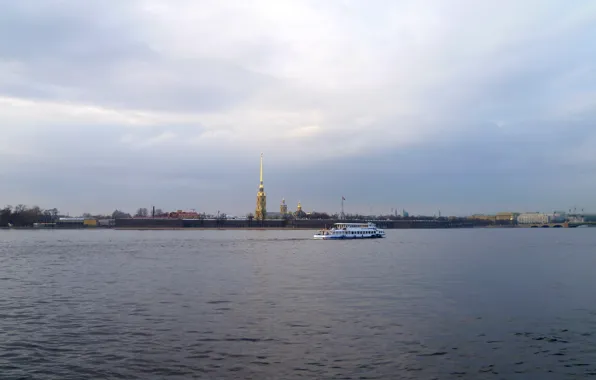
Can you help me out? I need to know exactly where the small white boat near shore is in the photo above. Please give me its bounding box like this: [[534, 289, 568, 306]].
[[314, 222, 385, 240]]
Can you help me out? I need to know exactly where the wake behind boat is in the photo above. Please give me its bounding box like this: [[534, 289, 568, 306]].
[[314, 222, 385, 240]]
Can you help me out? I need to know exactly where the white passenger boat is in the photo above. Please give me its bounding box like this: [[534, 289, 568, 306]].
[[313, 222, 386, 240]]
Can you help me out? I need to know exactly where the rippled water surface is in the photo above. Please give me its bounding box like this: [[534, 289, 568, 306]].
[[1, 229, 596, 379]]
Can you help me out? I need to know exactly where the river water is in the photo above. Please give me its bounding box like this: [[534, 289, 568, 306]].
[[1, 229, 596, 379]]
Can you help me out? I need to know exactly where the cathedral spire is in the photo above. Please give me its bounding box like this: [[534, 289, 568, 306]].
[[255, 153, 267, 221], [259, 152, 264, 189]]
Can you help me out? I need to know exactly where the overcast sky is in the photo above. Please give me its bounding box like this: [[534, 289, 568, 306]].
[[1, 0, 595, 216]]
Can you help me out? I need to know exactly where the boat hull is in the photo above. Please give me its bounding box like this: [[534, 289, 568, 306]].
[[313, 234, 385, 240], [313, 222, 386, 240]]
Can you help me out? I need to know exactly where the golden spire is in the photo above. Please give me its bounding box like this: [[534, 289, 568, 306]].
[[259, 152, 264, 188], [255, 152, 267, 221]]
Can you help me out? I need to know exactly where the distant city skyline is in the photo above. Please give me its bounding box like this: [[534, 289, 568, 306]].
[[2, 150, 595, 218], [1, 1, 596, 215]]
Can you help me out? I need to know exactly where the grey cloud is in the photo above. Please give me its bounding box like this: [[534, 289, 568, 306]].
[[0, 2, 136, 56], [2, 121, 595, 216], [0, 1, 275, 112], [277, 112, 596, 213], [1, 1, 596, 215], [3, 107, 596, 215]]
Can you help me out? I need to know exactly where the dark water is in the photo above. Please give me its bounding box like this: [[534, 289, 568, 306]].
[[1, 229, 596, 379]]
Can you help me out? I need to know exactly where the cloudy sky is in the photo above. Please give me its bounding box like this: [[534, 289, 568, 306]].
[[1, 0, 595, 216]]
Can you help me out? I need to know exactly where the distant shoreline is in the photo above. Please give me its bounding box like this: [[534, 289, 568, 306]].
[[2, 224, 588, 231], [114, 227, 315, 231], [0, 227, 315, 231]]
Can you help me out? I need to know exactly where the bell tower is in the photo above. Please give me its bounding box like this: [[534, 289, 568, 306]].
[[255, 153, 267, 220], [280, 198, 288, 215]]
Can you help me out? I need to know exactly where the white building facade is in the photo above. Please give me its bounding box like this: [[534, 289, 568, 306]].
[[517, 213, 551, 225]]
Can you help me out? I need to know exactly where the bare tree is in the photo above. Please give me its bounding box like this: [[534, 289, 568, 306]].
[[112, 210, 132, 219], [0, 206, 12, 226], [49, 208, 59, 219]]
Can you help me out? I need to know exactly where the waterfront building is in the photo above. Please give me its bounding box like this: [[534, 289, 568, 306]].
[[56, 217, 86, 228], [496, 212, 518, 222], [280, 198, 288, 215], [517, 212, 551, 225], [168, 210, 201, 219], [551, 212, 567, 223], [495, 212, 519, 225], [83, 219, 98, 227], [468, 214, 497, 222], [255, 153, 267, 220], [97, 219, 115, 227]]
